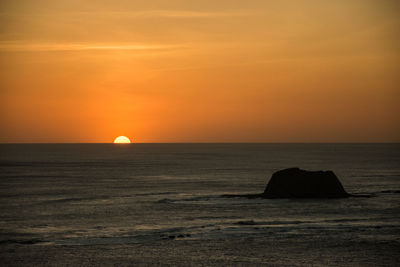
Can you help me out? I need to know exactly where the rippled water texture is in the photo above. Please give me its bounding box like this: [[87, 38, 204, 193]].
[[0, 144, 399, 266]]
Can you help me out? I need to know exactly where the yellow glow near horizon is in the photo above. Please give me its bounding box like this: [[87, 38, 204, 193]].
[[0, 1, 399, 143], [113, 136, 131, 144]]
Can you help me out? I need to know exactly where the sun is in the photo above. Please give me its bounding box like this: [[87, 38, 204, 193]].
[[113, 136, 131, 144]]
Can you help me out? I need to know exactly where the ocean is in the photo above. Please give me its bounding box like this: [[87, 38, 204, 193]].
[[0, 143, 399, 266]]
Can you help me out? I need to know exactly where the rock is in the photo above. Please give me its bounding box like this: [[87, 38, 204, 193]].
[[261, 168, 350, 198], [235, 220, 257, 225], [221, 168, 369, 199]]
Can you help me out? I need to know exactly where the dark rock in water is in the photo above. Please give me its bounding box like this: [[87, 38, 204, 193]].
[[235, 220, 257, 225], [261, 168, 349, 198], [222, 167, 353, 199]]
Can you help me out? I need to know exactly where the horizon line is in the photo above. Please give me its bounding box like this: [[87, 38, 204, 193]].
[[0, 142, 399, 145]]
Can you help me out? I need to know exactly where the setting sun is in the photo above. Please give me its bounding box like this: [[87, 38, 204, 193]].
[[0, 1, 399, 266], [0, 1, 399, 143], [113, 136, 131, 144]]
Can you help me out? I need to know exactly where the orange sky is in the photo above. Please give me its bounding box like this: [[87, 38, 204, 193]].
[[0, 0, 399, 143]]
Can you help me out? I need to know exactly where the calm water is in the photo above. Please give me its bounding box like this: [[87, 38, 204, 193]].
[[0, 144, 399, 266]]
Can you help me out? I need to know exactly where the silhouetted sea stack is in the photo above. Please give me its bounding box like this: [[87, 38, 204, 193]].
[[223, 167, 352, 199], [261, 168, 350, 198]]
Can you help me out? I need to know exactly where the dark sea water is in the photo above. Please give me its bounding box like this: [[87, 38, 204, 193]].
[[0, 143, 399, 266]]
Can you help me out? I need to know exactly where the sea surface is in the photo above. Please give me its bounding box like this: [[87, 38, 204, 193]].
[[0, 143, 399, 266]]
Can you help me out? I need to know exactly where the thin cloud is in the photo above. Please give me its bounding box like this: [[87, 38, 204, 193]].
[[114, 10, 251, 18], [0, 41, 184, 52], [0, 10, 253, 19]]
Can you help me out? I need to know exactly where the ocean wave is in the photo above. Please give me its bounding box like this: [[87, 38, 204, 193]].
[[135, 192, 176, 197], [156, 195, 219, 203], [41, 196, 112, 204], [0, 239, 45, 245], [380, 190, 400, 194]]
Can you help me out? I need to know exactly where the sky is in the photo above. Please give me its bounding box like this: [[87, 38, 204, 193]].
[[0, 0, 399, 143]]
